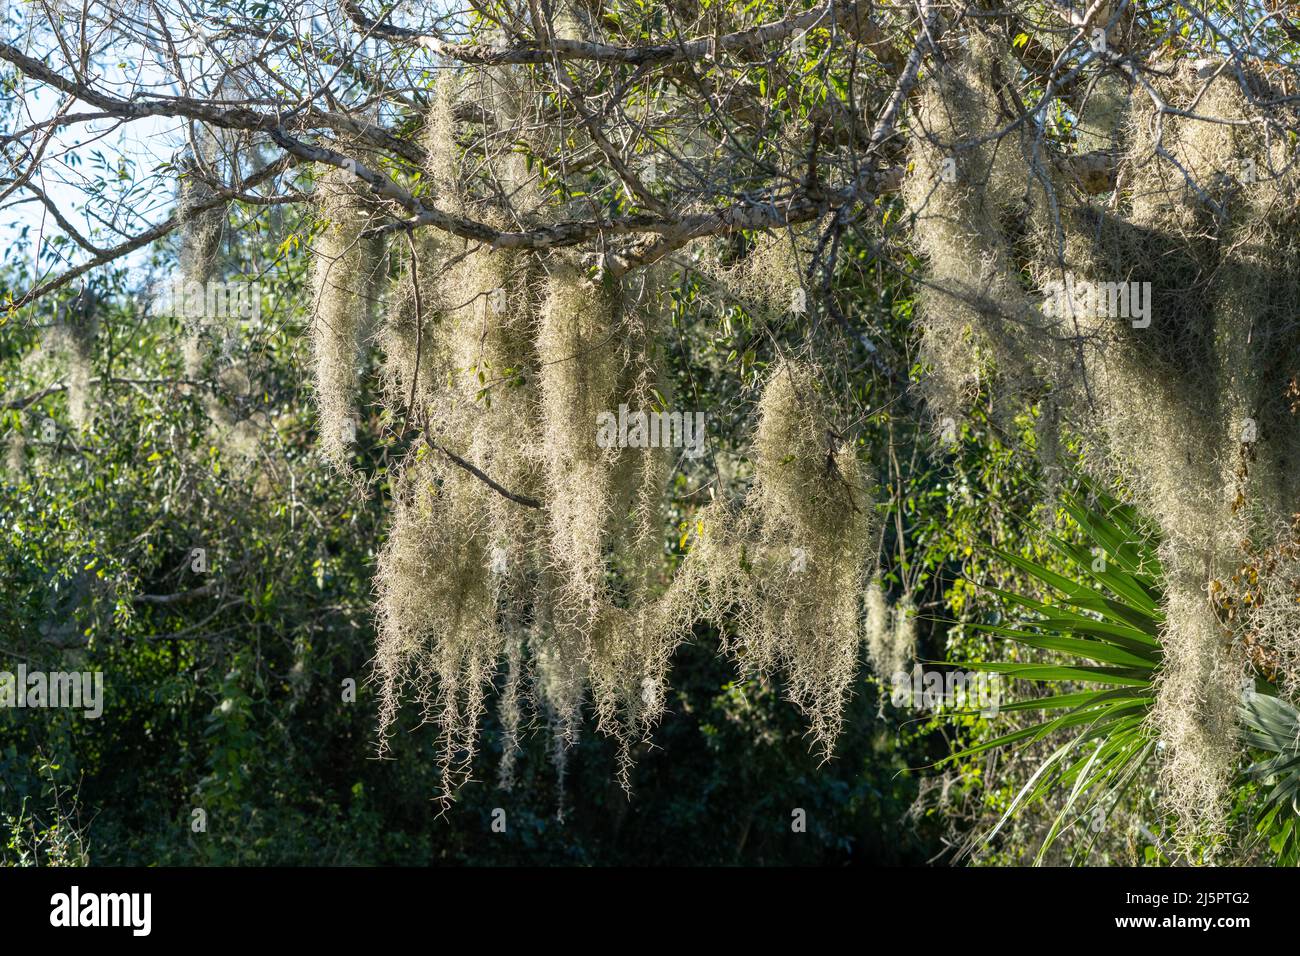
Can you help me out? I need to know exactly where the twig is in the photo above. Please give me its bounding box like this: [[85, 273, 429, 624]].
[[421, 415, 542, 509]]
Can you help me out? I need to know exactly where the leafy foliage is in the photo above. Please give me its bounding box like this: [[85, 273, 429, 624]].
[[945, 481, 1300, 864], [948, 485, 1161, 863]]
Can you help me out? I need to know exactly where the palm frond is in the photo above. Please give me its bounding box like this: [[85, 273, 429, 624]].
[[1241, 691, 1300, 861], [946, 485, 1163, 862], [945, 480, 1300, 863]]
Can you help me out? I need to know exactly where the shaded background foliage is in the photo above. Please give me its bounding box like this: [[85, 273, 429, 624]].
[[0, 191, 1186, 865], [3, 0, 1300, 868], [0, 217, 966, 864]]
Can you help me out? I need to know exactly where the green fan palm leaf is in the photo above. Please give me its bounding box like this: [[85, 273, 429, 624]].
[[947, 480, 1300, 863], [1240, 692, 1300, 860], [944, 484, 1164, 862]]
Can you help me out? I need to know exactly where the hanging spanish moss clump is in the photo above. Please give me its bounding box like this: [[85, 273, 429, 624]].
[[368, 43, 883, 794], [892, 598, 919, 673], [445, 241, 552, 768], [607, 272, 674, 600], [374, 76, 462, 418], [1150, 561, 1241, 838], [676, 362, 876, 755], [3, 431, 24, 477], [176, 149, 226, 380], [1074, 74, 1128, 156], [694, 228, 810, 322], [373, 454, 507, 801], [41, 289, 97, 432], [529, 569, 586, 749], [742, 362, 876, 752], [372, 73, 583, 797], [373, 231, 545, 801], [864, 578, 915, 683], [377, 231, 443, 419], [904, 32, 1041, 428], [863, 575, 892, 671], [537, 262, 625, 625], [1079, 68, 1300, 836], [587, 272, 683, 778], [307, 168, 385, 469], [495, 631, 527, 791], [905, 36, 1300, 835], [421, 73, 464, 201], [170, 142, 275, 470], [407, 76, 546, 521], [534, 261, 681, 773]]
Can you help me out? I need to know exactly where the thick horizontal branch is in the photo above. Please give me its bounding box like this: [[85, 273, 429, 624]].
[[606, 0, 943, 275], [0, 41, 426, 166], [270, 105, 920, 268], [344, 0, 896, 67], [0, 5, 1117, 303], [133, 581, 220, 606]]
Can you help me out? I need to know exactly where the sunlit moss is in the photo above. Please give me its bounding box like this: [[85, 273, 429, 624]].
[[307, 169, 384, 469]]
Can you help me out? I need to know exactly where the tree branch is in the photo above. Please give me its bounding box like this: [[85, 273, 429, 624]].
[[423, 433, 542, 509], [343, 0, 895, 68], [133, 581, 221, 605]]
